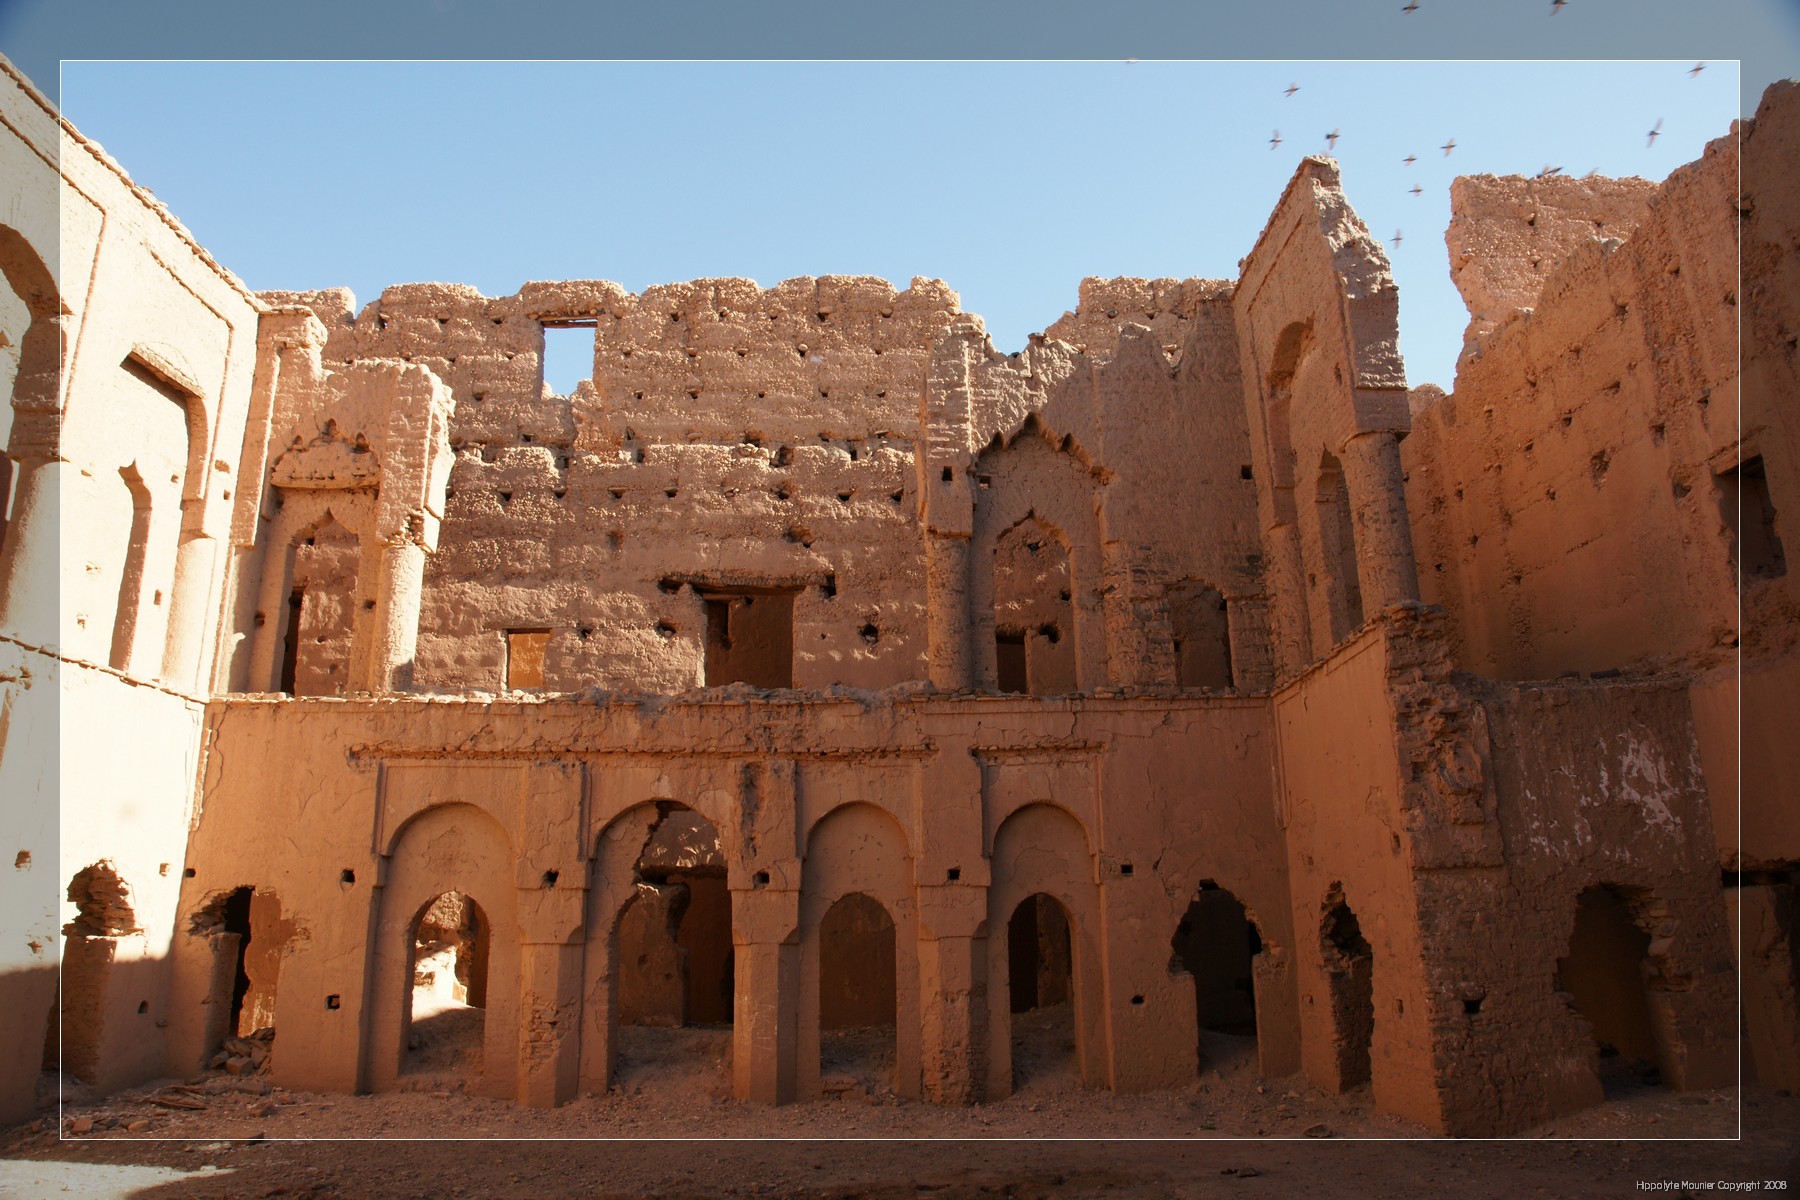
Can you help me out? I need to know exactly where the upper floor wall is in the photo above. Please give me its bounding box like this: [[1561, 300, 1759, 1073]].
[[0, 58, 263, 694], [236, 270, 1269, 698], [1404, 119, 1756, 681]]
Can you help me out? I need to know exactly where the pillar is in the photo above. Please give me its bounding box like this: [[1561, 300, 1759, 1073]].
[[244, 507, 297, 693], [515, 939, 583, 1108], [925, 532, 973, 689], [159, 527, 218, 691], [1339, 430, 1420, 611], [914, 884, 988, 1104], [358, 536, 425, 693], [731, 886, 799, 1105], [0, 455, 66, 649]]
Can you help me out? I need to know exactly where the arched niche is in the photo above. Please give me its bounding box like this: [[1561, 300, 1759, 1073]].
[[971, 418, 1105, 692]]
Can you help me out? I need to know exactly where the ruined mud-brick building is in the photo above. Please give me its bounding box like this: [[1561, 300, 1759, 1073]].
[[2, 57, 1796, 1137]]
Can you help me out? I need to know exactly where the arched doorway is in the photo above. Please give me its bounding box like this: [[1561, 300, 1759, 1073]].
[[1319, 884, 1373, 1091], [1172, 883, 1261, 1075], [1558, 884, 1669, 1095], [608, 803, 734, 1096], [1007, 892, 1076, 1088], [818, 892, 897, 1094], [403, 890, 490, 1088]]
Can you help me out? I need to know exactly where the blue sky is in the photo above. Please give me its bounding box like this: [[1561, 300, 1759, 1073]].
[[57, 60, 1740, 392]]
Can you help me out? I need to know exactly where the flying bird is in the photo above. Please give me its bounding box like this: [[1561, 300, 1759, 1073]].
[[1403, 153, 1417, 166], [1536, 164, 1564, 179], [1647, 118, 1664, 148], [1551, 0, 1567, 12], [1402, 0, 1419, 11], [1125, 58, 1139, 65], [1409, 183, 1423, 197], [1391, 229, 1404, 249], [1441, 137, 1457, 156], [1326, 128, 1341, 152], [1689, 62, 1705, 78], [1270, 130, 1283, 150], [1284, 82, 1300, 98]]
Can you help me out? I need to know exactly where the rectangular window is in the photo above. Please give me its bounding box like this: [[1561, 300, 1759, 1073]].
[[995, 631, 1028, 694], [700, 589, 796, 688], [504, 629, 552, 690], [540, 320, 598, 397]]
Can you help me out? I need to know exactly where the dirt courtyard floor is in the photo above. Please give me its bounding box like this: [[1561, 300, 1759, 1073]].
[[2, 1018, 1794, 1199]]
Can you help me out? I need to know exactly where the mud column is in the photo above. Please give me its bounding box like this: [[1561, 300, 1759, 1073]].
[[924, 531, 973, 689], [159, 520, 219, 690], [0, 453, 66, 647], [1339, 430, 1420, 610], [516, 888, 585, 1108], [731, 884, 800, 1104], [915, 884, 989, 1103], [361, 532, 427, 692], [923, 320, 980, 691]]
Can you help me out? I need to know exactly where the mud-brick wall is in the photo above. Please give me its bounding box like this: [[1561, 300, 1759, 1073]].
[[954, 278, 1270, 692], [1271, 620, 1445, 1131], [263, 277, 963, 693], [1413, 678, 1735, 1136], [1404, 130, 1744, 682], [176, 691, 1287, 1107]]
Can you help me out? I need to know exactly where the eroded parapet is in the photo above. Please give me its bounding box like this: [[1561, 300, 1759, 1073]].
[[1235, 158, 1419, 680], [1446, 173, 1657, 371], [1041, 276, 1233, 359]]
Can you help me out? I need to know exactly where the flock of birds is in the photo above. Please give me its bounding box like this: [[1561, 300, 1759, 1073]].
[[1260, 56, 1705, 253]]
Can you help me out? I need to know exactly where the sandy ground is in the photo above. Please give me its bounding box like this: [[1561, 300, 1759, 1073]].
[[2, 1011, 1793, 1198]]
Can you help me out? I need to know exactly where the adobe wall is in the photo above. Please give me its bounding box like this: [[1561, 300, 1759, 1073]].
[[1404, 84, 1800, 1088], [1275, 605, 1736, 1134], [238, 271, 1269, 700], [1719, 78, 1800, 1088], [176, 692, 1289, 1107], [0, 60, 263, 1125], [1429, 675, 1737, 1131], [1404, 131, 1742, 682]]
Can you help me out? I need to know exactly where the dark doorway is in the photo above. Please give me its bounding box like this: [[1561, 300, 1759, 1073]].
[[1320, 886, 1373, 1090], [1558, 885, 1667, 1095], [1007, 893, 1076, 1088], [1173, 883, 1261, 1075], [819, 892, 897, 1096]]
